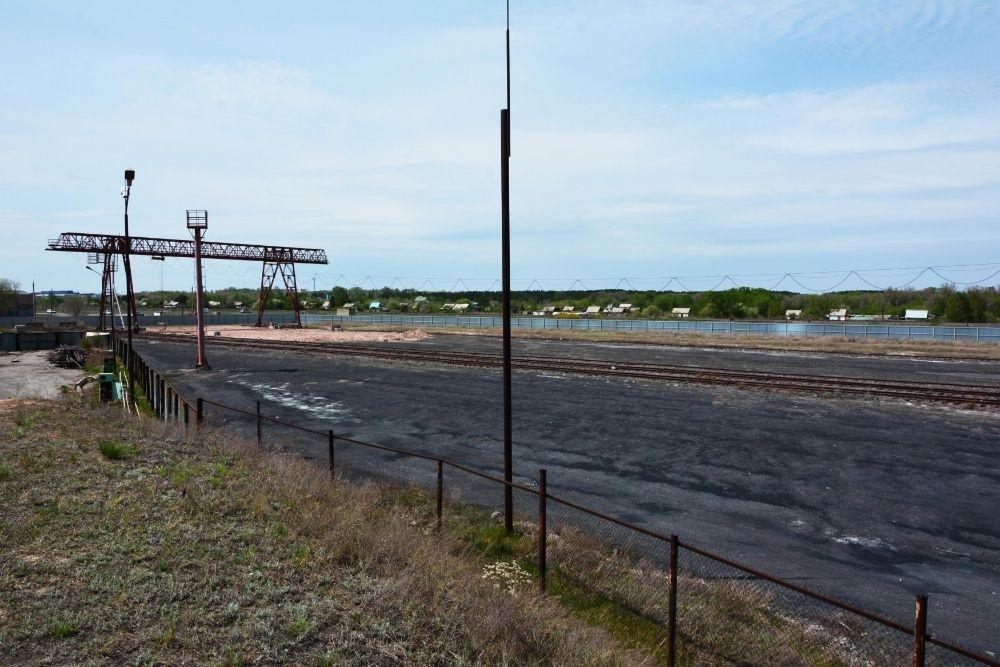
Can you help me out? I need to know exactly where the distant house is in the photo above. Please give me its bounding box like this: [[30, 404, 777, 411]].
[[234, 301, 244, 308], [785, 309, 802, 320], [337, 304, 356, 316], [583, 305, 601, 317], [453, 303, 470, 312], [828, 308, 849, 321], [414, 296, 429, 311], [342, 302, 356, 309], [208, 300, 221, 307], [904, 309, 929, 320], [321, 300, 331, 310], [671, 307, 691, 318], [542, 306, 556, 316], [368, 301, 382, 311], [619, 303, 633, 312], [561, 305, 575, 313]]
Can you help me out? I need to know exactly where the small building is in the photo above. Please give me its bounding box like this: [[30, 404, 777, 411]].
[[619, 303, 633, 312], [441, 303, 455, 311], [542, 306, 556, 316], [336, 306, 356, 316], [208, 300, 221, 307], [321, 300, 331, 310], [234, 301, 244, 308], [583, 305, 601, 317], [453, 303, 470, 312], [785, 310, 802, 320], [828, 308, 849, 321], [368, 301, 382, 311], [904, 309, 929, 320], [671, 307, 691, 318], [414, 296, 429, 310]]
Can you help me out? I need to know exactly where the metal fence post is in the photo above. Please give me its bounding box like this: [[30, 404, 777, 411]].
[[183, 402, 189, 428], [196, 398, 203, 427], [256, 400, 262, 445], [538, 468, 547, 592], [328, 429, 335, 475], [913, 594, 928, 667], [668, 534, 679, 667], [173, 392, 178, 421], [436, 460, 443, 530]]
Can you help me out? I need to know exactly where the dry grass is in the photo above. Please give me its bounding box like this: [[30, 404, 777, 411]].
[[0, 397, 651, 666]]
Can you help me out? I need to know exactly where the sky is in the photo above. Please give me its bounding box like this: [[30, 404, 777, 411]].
[[2, 0, 1000, 294]]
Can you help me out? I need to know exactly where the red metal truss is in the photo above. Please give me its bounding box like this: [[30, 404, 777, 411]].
[[47, 232, 328, 264]]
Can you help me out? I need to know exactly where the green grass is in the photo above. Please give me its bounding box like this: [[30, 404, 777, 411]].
[[48, 620, 80, 638], [98, 440, 133, 460], [0, 463, 11, 481]]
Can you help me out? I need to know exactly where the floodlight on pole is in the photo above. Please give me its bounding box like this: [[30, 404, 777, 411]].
[[121, 168, 137, 409], [187, 210, 210, 369]]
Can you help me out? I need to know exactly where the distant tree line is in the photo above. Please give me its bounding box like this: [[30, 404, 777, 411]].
[[14, 280, 1000, 323]]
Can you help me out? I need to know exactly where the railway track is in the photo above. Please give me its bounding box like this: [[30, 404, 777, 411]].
[[137, 332, 1000, 408]]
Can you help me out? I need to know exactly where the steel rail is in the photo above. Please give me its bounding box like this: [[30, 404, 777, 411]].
[[138, 332, 1000, 407]]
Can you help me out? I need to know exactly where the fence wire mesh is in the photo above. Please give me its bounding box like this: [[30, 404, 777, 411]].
[[675, 545, 914, 666], [545, 496, 673, 659]]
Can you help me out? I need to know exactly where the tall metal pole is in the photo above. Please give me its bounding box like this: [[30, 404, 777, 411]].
[[500, 1, 513, 533], [193, 226, 208, 368], [122, 170, 136, 408]]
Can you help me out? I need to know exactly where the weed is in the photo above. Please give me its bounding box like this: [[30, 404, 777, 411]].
[[287, 615, 311, 637], [99, 440, 133, 460], [48, 619, 80, 638], [271, 522, 288, 541], [0, 464, 10, 481], [14, 413, 31, 428]]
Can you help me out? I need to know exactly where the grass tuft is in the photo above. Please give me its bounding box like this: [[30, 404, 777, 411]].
[[98, 440, 133, 460], [48, 619, 80, 638]]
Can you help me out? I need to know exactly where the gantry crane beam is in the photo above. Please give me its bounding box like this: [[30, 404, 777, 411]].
[[47, 232, 328, 330], [47, 232, 328, 264]]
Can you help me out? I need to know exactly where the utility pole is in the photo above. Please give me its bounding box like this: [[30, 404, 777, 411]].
[[500, 1, 514, 533]]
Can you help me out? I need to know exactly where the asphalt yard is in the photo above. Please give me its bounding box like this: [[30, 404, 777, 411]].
[[136, 335, 1000, 654]]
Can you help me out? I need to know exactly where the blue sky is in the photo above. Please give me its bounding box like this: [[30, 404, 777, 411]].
[[3, 1, 999, 293]]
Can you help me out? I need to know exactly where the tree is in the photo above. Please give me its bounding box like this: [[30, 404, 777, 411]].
[[63, 295, 86, 317], [0, 278, 19, 315], [331, 286, 349, 307]]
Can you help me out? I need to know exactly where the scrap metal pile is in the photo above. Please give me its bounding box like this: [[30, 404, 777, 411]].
[[47, 345, 86, 368]]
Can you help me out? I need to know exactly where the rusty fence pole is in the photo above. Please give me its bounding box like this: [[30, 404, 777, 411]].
[[538, 468, 547, 592], [183, 402, 189, 428], [173, 392, 178, 421], [196, 398, 203, 427], [668, 534, 679, 667], [327, 430, 335, 475], [913, 594, 928, 667], [436, 460, 443, 530], [256, 401, 262, 445], [167, 387, 172, 419]]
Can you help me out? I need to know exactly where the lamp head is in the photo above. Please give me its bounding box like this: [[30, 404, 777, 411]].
[[124, 169, 135, 186]]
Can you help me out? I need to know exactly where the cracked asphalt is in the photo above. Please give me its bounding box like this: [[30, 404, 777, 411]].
[[136, 336, 1000, 654]]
